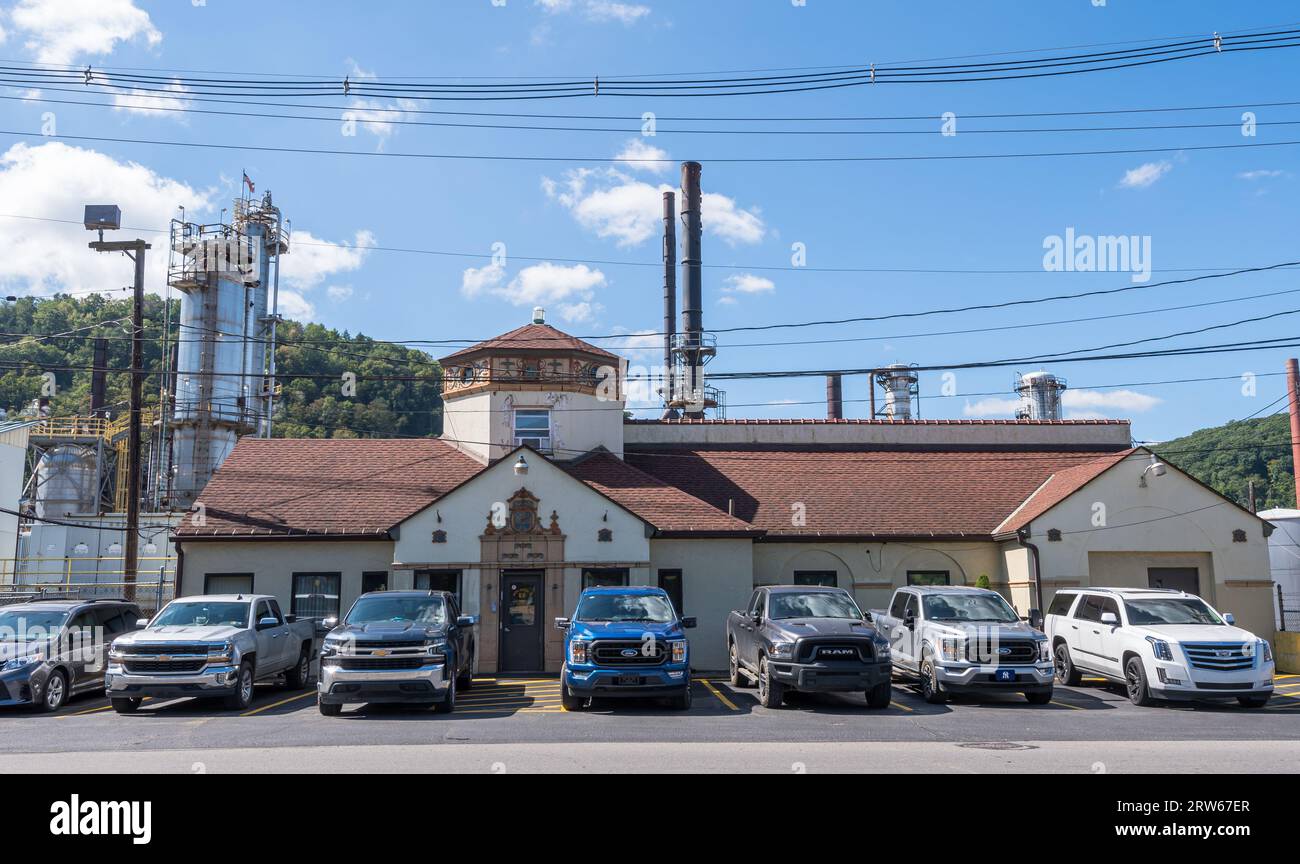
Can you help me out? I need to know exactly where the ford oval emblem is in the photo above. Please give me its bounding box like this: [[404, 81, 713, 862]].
[[620, 648, 638, 657], [997, 647, 1012, 656]]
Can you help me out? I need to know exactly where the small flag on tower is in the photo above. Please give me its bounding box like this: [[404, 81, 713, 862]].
[[242, 171, 255, 195]]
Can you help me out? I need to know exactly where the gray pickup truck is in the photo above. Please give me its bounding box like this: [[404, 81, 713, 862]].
[[726, 585, 893, 709], [106, 594, 316, 713], [870, 586, 1053, 704]]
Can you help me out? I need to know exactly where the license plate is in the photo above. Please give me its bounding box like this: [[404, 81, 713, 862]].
[[995, 669, 1016, 682], [616, 674, 640, 686]]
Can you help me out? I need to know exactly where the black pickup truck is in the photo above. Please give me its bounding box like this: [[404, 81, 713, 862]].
[[726, 585, 893, 709]]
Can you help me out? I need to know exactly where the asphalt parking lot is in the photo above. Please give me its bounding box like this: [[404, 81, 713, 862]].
[[2, 670, 1298, 752]]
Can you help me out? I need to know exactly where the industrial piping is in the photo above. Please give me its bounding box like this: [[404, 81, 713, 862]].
[[826, 374, 843, 420], [661, 190, 678, 419], [679, 161, 704, 418]]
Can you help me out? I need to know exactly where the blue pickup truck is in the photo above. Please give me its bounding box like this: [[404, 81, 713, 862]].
[[555, 586, 696, 711]]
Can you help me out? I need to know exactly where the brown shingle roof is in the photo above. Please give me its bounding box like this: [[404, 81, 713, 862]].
[[994, 448, 1138, 535], [175, 438, 483, 538], [561, 451, 758, 536], [440, 323, 619, 363], [626, 447, 1134, 538]]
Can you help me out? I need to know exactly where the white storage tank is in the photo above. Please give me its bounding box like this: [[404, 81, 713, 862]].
[[33, 445, 99, 518]]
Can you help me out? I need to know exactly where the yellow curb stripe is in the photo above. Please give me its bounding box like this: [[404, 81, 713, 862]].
[[242, 690, 316, 717], [890, 700, 914, 713], [1051, 700, 1085, 710], [700, 679, 738, 711]]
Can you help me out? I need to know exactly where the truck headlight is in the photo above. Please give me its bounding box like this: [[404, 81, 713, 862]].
[[1037, 640, 1051, 662], [670, 640, 687, 664], [1145, 636, 1173, 661], [1261, 640, 1273, 663], [873, 639, 891, 660], [938, 638, 965, 663], [769, 642, 794, 659], [569, 640, 588, 665], [321, 640, 345, 657], [425, 640, 447, 662]]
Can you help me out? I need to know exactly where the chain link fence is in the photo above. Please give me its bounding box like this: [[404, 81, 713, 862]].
[[1280, 589, 1300, 632]]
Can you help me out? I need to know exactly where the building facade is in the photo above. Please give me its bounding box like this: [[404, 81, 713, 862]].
[[175, 313, 1278, 673]]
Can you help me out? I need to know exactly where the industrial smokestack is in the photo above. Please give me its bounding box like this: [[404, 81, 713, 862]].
[[826, 374, 843, 420], [91, 337, 108, 417], [679, 161, 704, 417], [1287, 358, 1300, 507], [661, 190, 678, 419]]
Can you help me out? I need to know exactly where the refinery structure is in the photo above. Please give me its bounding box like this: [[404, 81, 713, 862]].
[[3, 192, 290, 608]]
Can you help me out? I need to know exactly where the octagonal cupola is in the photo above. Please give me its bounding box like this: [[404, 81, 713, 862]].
[[438, 308, 628, 464]]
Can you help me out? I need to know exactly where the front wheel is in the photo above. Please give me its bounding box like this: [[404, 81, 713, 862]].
[[757, 655, 784, 709], [284, 647, 310, 689], [1125, 657, 1156, 707], [560, 666, 587, 711], [40, 669, 67, 712], [433, 674, 456, 714], [317, 698, 342, 717], [223, 661, 255, 711], [111, 696, 142, 714], [866, 680, 892, 709], [919, 655, 947, 704], [457, 647, 474, 691], [1237, 695, 1270, 708], [1025, 689, 1053, 705], [1054, 642, 1083, 686], [670, 684, 692, 711]]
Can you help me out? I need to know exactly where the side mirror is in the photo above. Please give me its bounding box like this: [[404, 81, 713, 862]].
[[257, 616, 279, 630], [134, 617, 150, 630], [681, 617, 697, 629], [1224, 612, 1236, 626], [554, 617, 570, 631], [284, 614, 297, 624], [1100, 611, 1119, 626], [1028, 609, 1044, 631], [904, 613, 916, 630], [862, 610, 873, 623], [457, 615, 479, 628], [321, 617, 339, 630]]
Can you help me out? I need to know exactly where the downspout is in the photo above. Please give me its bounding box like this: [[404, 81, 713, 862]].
[[1016, 528, 1045, 620]]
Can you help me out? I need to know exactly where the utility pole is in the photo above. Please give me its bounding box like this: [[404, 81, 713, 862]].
[[1288, 358, 1300, 509], [86, 204, 149, 601]]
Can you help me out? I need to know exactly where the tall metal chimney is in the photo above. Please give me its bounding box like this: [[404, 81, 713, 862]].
[[661, 190, 678, 419], [1287, 358, 1300, 507], [679, 161, 705, 418], [90, 337, 108, 417], [826, 374, 843, 420]]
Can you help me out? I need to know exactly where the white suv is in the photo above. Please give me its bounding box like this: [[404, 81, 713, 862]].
[[1044, 587, 1274, 708]]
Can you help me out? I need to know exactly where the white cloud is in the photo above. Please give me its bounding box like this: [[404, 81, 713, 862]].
[[326, 285, 353, 303], [1238, 169, 1288, 181], [615, 138, 670, 173], [9, 0, 161, 65], [535, 0, 649, 24], [0, 142, 210, 295], [112, 79, 192, 119], [962, 388, 1160, 419], [1118, 161, 1172, 189], [281, 229, 375, 291], [461, 261, 608, 319], [717, 295, 738, 306], [542, 166, 765, 247], [722, 273, 775, 295]]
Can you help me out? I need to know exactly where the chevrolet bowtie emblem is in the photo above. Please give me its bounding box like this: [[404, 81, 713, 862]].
[[372, 649, 389, 657]]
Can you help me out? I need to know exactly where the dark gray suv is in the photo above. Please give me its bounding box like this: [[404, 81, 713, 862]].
[[0, 598, 142, 711]]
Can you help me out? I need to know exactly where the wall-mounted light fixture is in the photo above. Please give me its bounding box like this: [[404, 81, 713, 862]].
[[1138, 454, 1167, 488]]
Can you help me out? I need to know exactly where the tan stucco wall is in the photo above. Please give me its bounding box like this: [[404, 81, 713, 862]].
[[649, 538, 753, 670], [443, 388, 626, 463]]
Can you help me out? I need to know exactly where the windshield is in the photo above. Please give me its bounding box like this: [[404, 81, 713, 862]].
[[923, 593, 1019, 623], [151, 601, 249, 628], [0, 609, 69, 640], [769, 591, 863, 620], [346, 596, 447, 627], [575, 593, 675, 624], [1124, 597, 1224, 626]]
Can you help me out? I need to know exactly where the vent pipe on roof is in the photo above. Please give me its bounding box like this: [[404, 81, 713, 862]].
[[532, 306, 545, 325], [679, 161, 705, 418], [826, 374, 843, 420], [660, 190, 679, 420]]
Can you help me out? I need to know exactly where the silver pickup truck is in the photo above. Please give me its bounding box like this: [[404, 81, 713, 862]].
[[870, 586, 1054, 705], [106, 594, 316, 713]]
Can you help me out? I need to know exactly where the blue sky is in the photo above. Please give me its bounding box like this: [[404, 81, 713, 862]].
[[0, 0, 1297, 442]]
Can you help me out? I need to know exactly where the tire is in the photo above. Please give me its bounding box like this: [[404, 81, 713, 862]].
[[1237, 695, 1270, 708], [317, 698, 342, 717], [756, 655, 785, 709], [433, 674, 456, 714], [560, 668, 587, 711], [223, 661, 255, 711], [1124, 657, 1156, 707], [1053, 642, 1083, 686], [40, 669, 67, 712], [919, 653, 947, 704], [1025, 689, 1053, 705], [457, 647, 474, 691], [670, 684, 692, 711], [111, 696, 142, 714], [866, 680, 892, 709], [728, 642, 748, 687], [283, 646, 310, 690]]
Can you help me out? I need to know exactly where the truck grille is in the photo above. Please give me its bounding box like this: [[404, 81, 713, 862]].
[[966, 638, 1037, 665], [796, 640, 873, 663], [351, 639, 426, 649], [117, 643, 212, 656], [339, 656, 426, 671], [1183, 643, 1255, 671], [123, 658, 207, 673], [590, 640, 668, 666]]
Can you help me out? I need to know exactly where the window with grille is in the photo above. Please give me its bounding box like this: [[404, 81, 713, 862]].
[[513, 409, 551, 453]]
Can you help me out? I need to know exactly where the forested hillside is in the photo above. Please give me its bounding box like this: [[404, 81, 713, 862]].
[[0, 295, 442, 438], [1155, 413, 1295, 511]]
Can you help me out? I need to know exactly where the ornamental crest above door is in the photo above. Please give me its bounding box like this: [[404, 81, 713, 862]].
[[485, 487, 562, 536]]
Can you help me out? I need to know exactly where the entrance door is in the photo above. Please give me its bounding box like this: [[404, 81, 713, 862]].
[[1148, 567, 1199, 594], [500, 571, 544, 672]]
